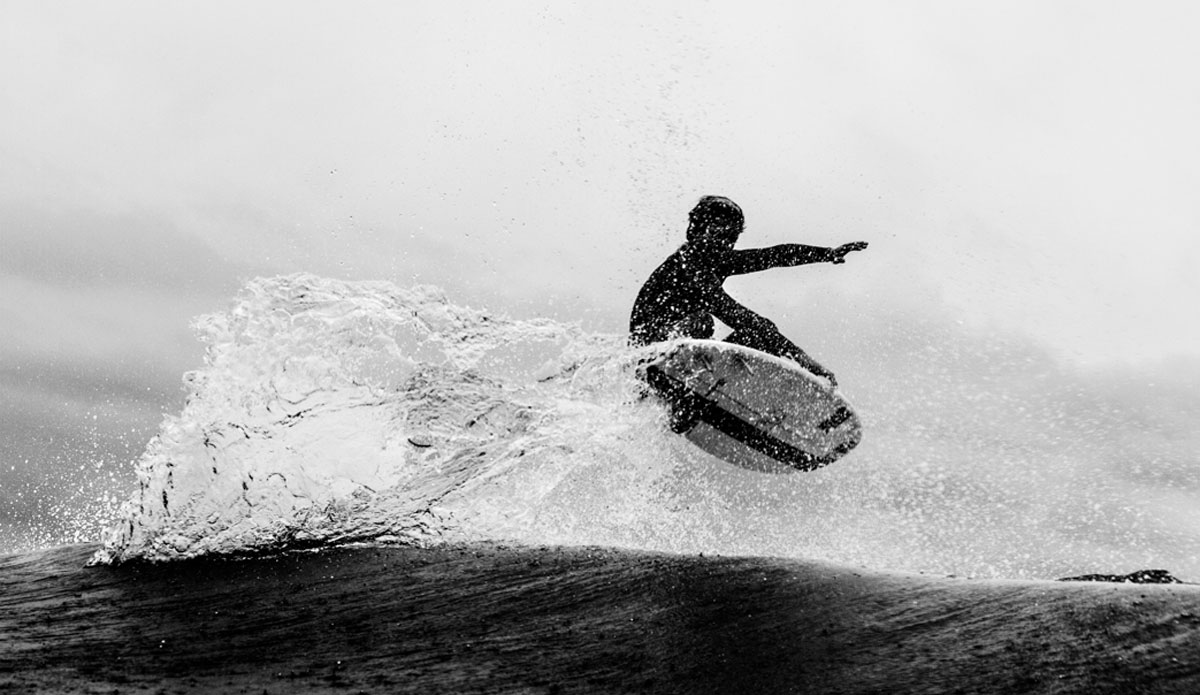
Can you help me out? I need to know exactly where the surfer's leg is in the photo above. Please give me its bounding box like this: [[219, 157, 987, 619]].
[[668, 398, 702, 433], [641, 372, 703, 434], [635, 314, 715, 433], [669, 312, 715, 340], [725, 328, 837, 387]]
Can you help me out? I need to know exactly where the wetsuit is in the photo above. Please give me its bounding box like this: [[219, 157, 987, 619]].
[[629, 238, 835, 362]]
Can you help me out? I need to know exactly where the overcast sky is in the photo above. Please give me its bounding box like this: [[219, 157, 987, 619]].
[[3, 1, 1199, 547], [5, 1, 1198, 366]]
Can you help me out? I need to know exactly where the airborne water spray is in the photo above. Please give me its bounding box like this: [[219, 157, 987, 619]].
[[91, 274, 1200, 582]]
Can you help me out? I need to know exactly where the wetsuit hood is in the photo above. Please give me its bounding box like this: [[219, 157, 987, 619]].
[[686, 196, 744, 243]]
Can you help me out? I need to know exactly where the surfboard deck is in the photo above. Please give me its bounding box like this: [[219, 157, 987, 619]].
[[643, 339, 862, 473]]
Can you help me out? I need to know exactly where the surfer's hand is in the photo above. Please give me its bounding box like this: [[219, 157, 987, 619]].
[[811, 366, 837, 390], [829, 241, 868, 264]]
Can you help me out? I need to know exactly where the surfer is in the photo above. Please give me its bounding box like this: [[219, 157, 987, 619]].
[[630, 196, 866, 429]]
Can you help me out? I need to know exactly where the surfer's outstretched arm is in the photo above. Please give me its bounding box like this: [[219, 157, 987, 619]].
[[723, 244, 830, 275], [828, 241, 868, 264], [723, 241, 868, 275]]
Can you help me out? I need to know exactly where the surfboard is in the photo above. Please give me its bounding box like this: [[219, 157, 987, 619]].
[[642, 339, 862, 474]]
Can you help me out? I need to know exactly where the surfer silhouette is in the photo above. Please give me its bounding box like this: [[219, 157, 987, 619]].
[[630, 195, 867, 430]]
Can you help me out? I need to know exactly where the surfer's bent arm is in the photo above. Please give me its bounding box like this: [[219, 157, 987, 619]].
[[704, 282, 838, 386], [706, 287, 778, 337], [722, 244, 834, 275]]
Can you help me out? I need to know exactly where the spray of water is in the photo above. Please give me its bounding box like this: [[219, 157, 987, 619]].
[[91, 274, 1200, 580]]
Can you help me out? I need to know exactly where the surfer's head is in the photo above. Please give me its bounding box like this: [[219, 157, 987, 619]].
[[686, 195, 744, 246]]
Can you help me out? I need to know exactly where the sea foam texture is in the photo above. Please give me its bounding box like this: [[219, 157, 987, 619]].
[[93, 274, 646, 562]]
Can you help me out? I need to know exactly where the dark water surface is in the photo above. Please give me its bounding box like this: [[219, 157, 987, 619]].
[[3, 543, 1200, 694]]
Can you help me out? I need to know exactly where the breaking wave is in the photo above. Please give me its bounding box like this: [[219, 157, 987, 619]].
[[92, 274, 673, 563]]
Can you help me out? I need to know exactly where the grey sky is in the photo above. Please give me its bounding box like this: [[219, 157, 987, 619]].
[[2, 1, 1199, 548], [4, 1, 1197, 363]]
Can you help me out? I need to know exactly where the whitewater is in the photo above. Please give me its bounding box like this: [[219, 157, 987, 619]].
[[90, 273, 1199, 580]]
